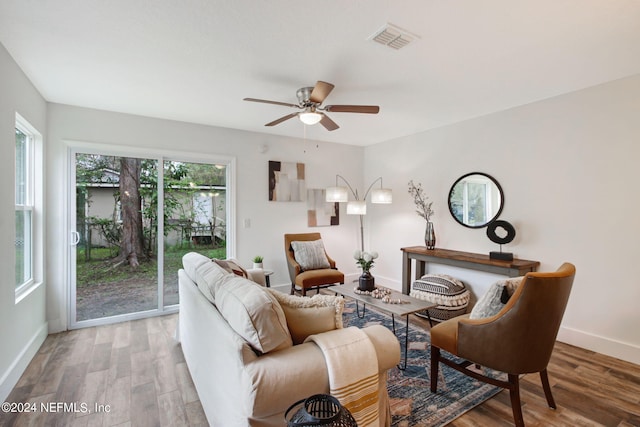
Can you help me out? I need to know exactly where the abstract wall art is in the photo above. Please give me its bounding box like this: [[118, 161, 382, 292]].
[[307, 188, 339, 227], [268, 161, 306, 202]]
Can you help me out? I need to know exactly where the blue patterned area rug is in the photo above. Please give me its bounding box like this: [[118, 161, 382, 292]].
[[342, 301, 503, 427]]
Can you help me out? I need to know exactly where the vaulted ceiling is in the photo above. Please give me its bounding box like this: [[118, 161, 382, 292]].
[[1, 0, 639, 146]]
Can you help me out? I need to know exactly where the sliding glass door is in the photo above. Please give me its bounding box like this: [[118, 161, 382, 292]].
[[162, 160, 228, 307], [70, 150, 229, 327]]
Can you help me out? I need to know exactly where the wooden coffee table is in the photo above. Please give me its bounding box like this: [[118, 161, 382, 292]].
[[327, 285, 436, 370]]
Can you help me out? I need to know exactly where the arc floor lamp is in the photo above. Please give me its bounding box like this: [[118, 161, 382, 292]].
[[325, 175, 392, 251]]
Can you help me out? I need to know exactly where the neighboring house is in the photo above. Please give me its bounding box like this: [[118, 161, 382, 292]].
[[78, 178, 226, 249]]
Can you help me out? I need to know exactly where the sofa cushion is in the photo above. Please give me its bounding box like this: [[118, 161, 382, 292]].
[[469, 277, 524, 319], [194, 259, 231, 303], [182, 252, 211, 283], [213, 258, 249, 278], [291, 239, 331, 270], [215, 274, 293, 354], [268, 289, 344, 344], [183, 252, 228, 303]]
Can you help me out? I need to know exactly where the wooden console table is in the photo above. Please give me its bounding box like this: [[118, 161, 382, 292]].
[[401, 246, 540, 294]]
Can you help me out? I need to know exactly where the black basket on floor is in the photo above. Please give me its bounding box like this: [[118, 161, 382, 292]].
[[285, 394, 357, 427]]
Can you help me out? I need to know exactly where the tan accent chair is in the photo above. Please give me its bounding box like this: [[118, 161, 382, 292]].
[[284, 233, 345, 296], [430, 263, 576, 427]]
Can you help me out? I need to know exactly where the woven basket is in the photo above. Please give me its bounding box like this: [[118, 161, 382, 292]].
[[410, 274, 470, 322], [285, 394, 357, 427]]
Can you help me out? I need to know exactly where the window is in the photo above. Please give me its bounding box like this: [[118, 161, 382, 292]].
[[15, 114, 42, 300]]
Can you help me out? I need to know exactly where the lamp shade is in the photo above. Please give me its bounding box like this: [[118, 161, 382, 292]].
[[299, 112, 322, 125], [347, 200, 367, 215], [325, 186, 349, 202], [371, 188, 393, 204]]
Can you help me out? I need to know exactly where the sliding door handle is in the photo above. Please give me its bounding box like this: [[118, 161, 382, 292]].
[[70, 231, 80, 246]]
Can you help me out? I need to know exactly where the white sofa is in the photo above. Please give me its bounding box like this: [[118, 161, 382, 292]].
[[178, 252, 401, 427]]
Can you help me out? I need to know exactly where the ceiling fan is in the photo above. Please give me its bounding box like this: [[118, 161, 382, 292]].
[[243, 81, 379, 131]]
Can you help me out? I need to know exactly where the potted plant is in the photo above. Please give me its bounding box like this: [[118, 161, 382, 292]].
[[252, 255, 264, 269], [354, 250, 378, 291]]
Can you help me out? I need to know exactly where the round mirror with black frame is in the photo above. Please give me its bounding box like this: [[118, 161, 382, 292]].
[[448, 172, 504, 228]]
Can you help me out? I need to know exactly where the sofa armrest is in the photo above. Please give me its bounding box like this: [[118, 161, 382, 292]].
[[243, 325, 400, 419], [361, 324, 401, 371], [244, 340, 329, 418]]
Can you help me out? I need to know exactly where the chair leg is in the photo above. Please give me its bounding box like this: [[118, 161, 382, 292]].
[[302, 287, 307, 296], [290, 283, 295, 295], [539, 369, 556, 409], [508, 374, 525, 427], [430, 346, 440, 393]]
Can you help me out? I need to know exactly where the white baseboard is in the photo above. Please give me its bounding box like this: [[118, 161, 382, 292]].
[[557, 325, 639, 365], [341, 274, 640, 366], [49, 318, 68, 334], [0, 322, 48, 402], [275, 276, 640, 366], [47, 316, 66, 334], [367, 275, 640, 366]]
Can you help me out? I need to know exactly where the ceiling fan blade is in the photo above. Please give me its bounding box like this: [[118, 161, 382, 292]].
[[319, 113, 339, 131], [244, 98, 300, 109], [265, 112, 299, 127], [324, 105, 380, 114], [309, 81, 335, 104]]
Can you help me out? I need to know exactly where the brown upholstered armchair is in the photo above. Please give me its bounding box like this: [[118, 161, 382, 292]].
[[284, 233, 344, 296], [430, 263, 576, 427]]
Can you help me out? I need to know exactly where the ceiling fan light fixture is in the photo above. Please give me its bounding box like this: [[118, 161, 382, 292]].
[[245, 81, 379, 131], [299, 110, 322, 125]]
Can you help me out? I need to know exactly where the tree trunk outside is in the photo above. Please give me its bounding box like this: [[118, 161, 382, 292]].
[[118, 157, 146, 269]]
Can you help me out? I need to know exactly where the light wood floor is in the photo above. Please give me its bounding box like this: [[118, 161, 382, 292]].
[[410, 315, 640, 427], [1, 313, 639, 427]]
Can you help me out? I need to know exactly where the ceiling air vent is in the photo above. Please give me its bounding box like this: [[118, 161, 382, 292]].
[[370, 23, 418, 50]]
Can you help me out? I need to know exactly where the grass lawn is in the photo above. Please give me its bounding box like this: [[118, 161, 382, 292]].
[[76, 246, 226, 286], [75, 245, 226, 321]]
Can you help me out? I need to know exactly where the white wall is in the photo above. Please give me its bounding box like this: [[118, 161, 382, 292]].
[[365, 74, 640, 364], [46, 104, 364, 332], [0, 44, 48, 401]]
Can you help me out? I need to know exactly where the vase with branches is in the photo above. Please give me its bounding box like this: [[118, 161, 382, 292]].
[[408, 180, 436, 249]]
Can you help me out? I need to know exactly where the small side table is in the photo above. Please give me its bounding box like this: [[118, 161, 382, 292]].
[[263, 270, 274, 287]]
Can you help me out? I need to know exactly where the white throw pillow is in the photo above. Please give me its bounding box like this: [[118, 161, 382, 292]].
[[291, 239, 331, 270], [215, 274, 293, 354], [268, 289, 344, 344], [469, 277, 524, 319]]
